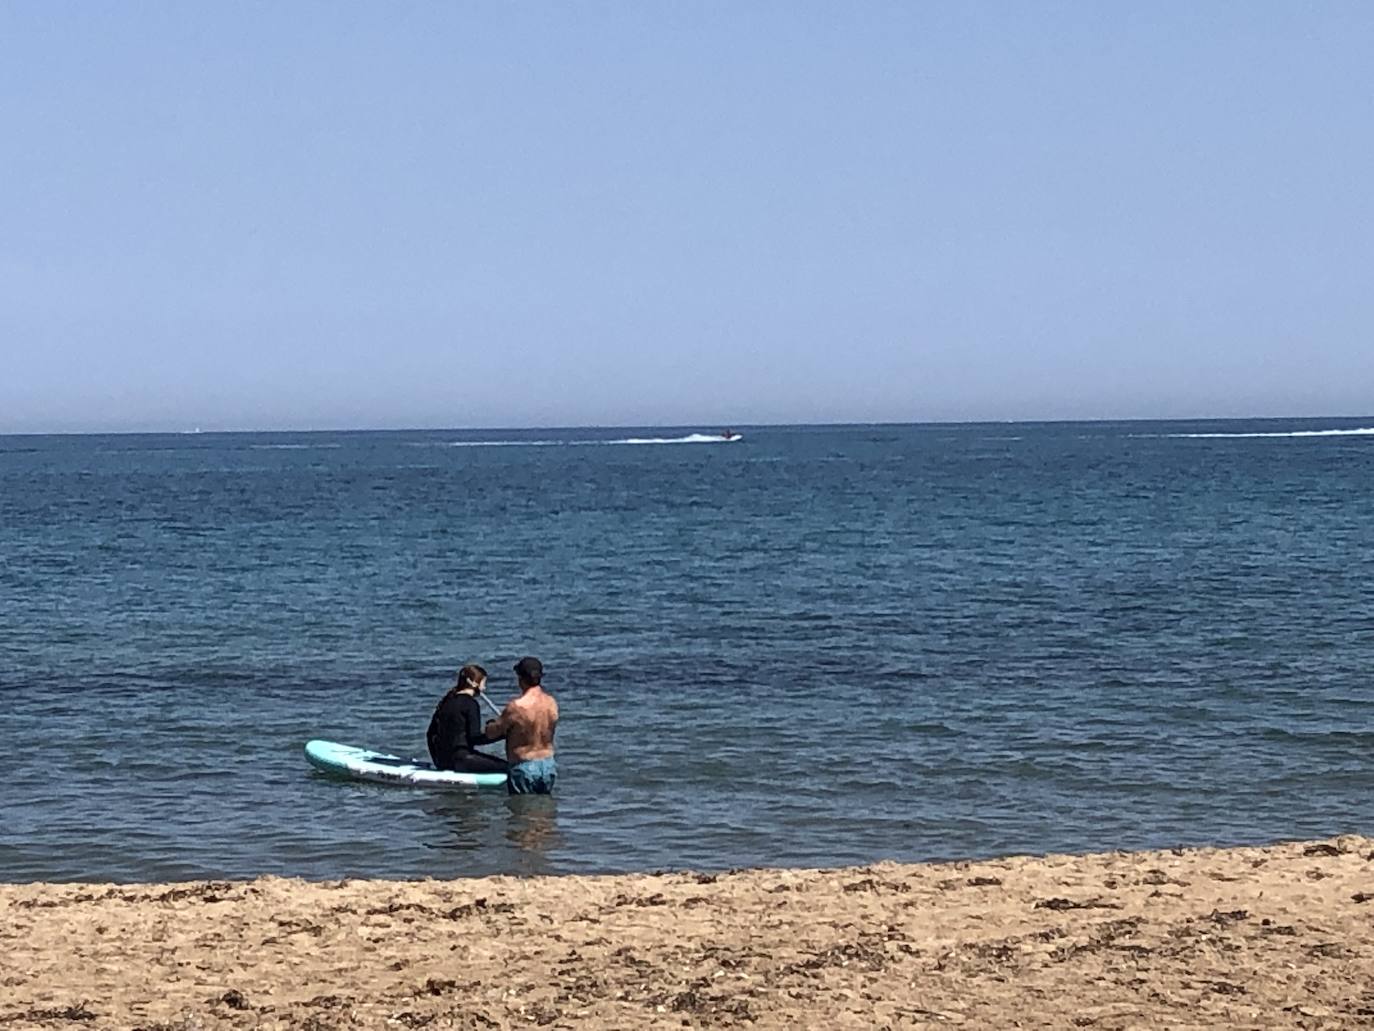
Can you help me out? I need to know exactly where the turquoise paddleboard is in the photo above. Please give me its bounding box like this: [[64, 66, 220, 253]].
[[304, 739, 507, 789]]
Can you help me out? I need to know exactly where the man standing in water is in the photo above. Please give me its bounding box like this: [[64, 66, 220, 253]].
[[482, 656, 558, 794]]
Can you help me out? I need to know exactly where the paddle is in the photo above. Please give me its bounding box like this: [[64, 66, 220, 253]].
[[478, 691, 503, 719]]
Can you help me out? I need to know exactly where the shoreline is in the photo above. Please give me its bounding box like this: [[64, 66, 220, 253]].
[[3, 836, 1371, 1029]]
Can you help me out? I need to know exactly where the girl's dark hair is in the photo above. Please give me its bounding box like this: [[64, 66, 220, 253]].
[[455, 664, 488, 691]]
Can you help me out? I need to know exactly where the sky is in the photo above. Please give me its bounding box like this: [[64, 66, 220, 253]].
[[1, 3, 1371, 432]]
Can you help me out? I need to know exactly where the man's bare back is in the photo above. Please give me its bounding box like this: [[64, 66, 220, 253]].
[[483, 657, 559, 795], [485, 686, 558, 762]]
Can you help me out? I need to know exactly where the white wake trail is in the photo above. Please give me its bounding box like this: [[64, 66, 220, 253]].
[[420, 433, 742, 448], [1165, 428, 1374, 439]]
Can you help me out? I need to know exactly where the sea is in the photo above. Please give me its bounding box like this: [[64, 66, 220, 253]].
[[2, 420, 1371, 883]]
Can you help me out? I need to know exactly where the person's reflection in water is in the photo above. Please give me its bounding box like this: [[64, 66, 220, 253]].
[[504, 794, 562, 874], [420, 794, 562, 876], [421, 797, 499, 854]]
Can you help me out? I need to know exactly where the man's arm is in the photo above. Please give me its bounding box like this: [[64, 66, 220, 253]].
[[479, 702, 516, 743]]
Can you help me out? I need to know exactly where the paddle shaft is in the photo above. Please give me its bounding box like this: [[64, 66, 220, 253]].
[[478, 692, 503, 718]]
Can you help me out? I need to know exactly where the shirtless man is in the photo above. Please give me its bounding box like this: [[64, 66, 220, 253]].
[[482, 656, 559, 795]]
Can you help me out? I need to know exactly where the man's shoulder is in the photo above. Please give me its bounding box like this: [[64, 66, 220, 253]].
[[510, 691, 556, 714]]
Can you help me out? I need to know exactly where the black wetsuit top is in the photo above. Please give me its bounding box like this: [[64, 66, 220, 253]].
[[426, 692, 507, 773]]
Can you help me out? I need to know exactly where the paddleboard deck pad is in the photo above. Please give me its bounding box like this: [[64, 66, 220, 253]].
[[305, 739, 507, 789]]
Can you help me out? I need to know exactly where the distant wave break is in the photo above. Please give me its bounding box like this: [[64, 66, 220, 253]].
[[428, 433, 739, 448], [1164, 428, 1374, 439]]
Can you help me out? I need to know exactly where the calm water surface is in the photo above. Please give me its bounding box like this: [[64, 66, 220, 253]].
[[2, 421, 1372, 882]]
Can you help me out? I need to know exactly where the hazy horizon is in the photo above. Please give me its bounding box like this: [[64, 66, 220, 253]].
[[4, 4, 1371, 434], [7, 413, 1374, 439]]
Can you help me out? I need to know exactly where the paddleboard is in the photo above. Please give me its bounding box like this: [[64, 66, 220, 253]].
[[304, 739, 507, 789]]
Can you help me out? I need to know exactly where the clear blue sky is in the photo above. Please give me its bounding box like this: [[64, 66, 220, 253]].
[[2, 3, 1371, 432]]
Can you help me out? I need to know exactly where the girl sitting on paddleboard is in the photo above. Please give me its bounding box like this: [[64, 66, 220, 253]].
[[426, 665, 509, 775]]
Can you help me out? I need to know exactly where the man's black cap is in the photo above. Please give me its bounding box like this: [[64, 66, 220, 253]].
[[514, 656, 543, 684]]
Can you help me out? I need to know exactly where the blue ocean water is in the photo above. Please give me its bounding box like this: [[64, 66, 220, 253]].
[[2, 420, 1372, 883]]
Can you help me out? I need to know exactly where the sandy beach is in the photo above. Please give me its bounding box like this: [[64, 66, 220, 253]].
[[3, 836, 1372, 1029]]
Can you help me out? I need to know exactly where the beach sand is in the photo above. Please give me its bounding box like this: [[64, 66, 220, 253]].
[[3, 836, 1373, 1029]]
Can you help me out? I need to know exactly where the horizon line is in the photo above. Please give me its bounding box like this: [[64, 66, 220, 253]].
[[4, 413, 1374, 438]]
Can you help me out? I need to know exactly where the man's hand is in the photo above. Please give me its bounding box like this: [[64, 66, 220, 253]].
[[482, 705, 512, 741]]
